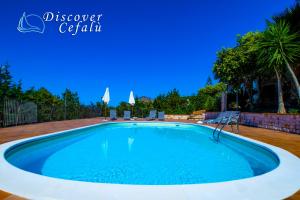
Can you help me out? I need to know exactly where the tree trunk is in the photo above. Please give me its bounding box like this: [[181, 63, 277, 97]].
[[221, 92, 227, 112], [245, 81, 254, 111], [236, 90, 239, 111], [275, 69, 286, 114], [284, 58, 300, 99]]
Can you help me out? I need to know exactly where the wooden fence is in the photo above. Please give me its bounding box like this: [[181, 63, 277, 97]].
[[2, 99, 37, 127]]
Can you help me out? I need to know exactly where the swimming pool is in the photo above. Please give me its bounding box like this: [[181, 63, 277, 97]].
[[0, 122, 299, 199]]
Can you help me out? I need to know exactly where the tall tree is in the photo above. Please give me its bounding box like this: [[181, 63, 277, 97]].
[[197, 83, 226, 111], [0, 64, 13, 100], [273, 2, 300, 33], [62, 89, 81, 120], [134, 97, 153, 117], [257, 20, 300, 100], [30, 87, 59, 121], [236, 32, 263, 109], [116, 101, 130, 116], [153, 89, 187, 114], [213, 47, 247, 109], [9, 80, 23, 101]]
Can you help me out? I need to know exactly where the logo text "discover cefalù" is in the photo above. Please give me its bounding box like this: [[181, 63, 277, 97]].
[[17, 11, 103, 36]]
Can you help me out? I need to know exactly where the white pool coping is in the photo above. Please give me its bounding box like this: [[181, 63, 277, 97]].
[[0, 121, 299, 200]]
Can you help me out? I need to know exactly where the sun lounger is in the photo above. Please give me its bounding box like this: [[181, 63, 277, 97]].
[[198, 111, 230, 124], [158, 111, 165, 121], [147, 110, 157, 120], [110, 109, 117, 120], [226, 111, 240, 134], [124, 110, 131, 120]]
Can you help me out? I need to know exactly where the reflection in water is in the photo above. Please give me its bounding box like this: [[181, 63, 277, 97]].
[[128, 137, 135, 152], [102, 138, 108, 159], [128, 126, 137, 152]]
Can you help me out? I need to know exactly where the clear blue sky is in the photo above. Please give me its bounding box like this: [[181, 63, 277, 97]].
[[0, 0, 295, 105]]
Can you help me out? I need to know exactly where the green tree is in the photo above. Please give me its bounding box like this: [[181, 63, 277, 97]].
[[23, 87, 36, 101], [134, 97, 153, 117], [213, 32, 263, 110], [273, 2, 300, 33], [62, 89, 80, 120], [213, 47, 245, 109], [9, 80, 23, 101], [79, 103, 101, 118], [0, 64, 104, 125], [0, 64, 13, 100], [153, 89, 188, 114], [197, 83, 226, 111], [257, 20, 300, 100], [0, 64, 13, 124], [116, 101, 130, 116], [29, 87, 60, 121], [237, 32, 263, 109]]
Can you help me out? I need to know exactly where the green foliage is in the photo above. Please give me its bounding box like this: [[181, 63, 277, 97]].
[[197, 83, 226, 111], [212, 29, 300, 112], [134, 97, 153, 117], [256, 20, 300, 69], [0, 64, 101, 125], [116, 88, 222, 116], [273, 2, 300, 33], [288, 108, 300, 114], [80, 103, 101, 118], [256, 19, 300, 109], [63, 89, 81, 120], [153, 89, 189, 114], [213, 32, 262, 89], [116, 101, 130, 116], [213, 47, 241, 88], [0, 64, 13, 101], [22, 87, 63, 121]]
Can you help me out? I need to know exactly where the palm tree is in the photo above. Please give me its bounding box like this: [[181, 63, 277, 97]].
[[257, 20, 300, 102], [273, 2, 300, 33]]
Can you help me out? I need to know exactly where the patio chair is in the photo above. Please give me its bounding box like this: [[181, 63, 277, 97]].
[[110, 109, 117, 120], [158, 111, 165, 121], [147, 110, 157, 120], [124, 110, 131, 120]]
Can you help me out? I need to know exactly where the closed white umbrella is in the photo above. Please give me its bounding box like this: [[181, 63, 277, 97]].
[[102, 87, 110, 104], [128, 91, 135, 119], [129, 90, 135, 105], [102, 87, 110, 120]]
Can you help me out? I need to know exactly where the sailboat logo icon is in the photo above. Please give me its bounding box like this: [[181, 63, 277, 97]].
[[17, 12, 45, 34]]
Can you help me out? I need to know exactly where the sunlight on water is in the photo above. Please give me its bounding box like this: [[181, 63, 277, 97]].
[[6, 123, 278, 185]]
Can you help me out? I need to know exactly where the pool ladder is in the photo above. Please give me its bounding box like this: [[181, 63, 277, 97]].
[[212, 117, 230, 142]]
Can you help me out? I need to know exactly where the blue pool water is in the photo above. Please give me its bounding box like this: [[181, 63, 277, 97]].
[[5, 122, 279, 185]]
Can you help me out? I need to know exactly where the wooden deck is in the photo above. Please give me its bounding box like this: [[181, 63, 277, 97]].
[[0, 118, 299, 200]]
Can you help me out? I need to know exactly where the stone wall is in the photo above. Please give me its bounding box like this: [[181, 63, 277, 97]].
[[205, 112, 300, 134], [165, 114, 190, 120]]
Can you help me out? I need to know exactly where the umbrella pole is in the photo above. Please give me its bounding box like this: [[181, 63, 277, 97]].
[[105, 103, 107, 120], [131, 105, 133, 118]]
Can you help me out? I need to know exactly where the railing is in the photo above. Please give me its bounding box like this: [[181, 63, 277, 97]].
[[212, 112, 240, 142]]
